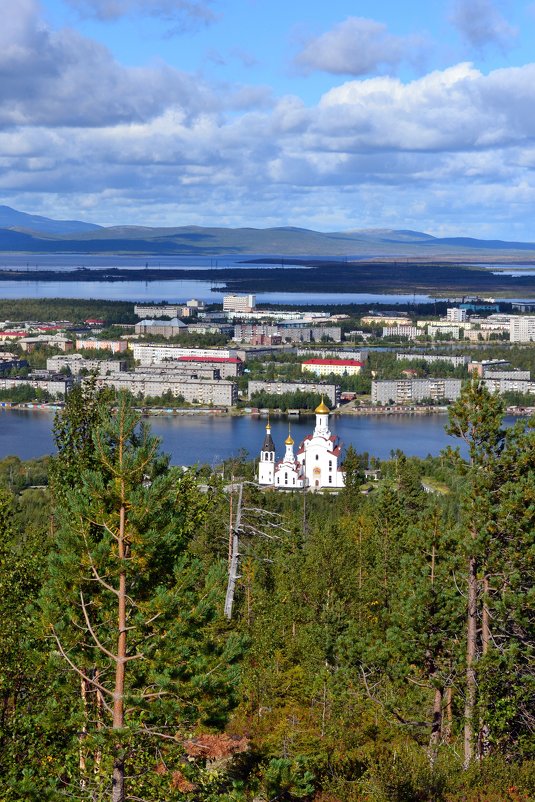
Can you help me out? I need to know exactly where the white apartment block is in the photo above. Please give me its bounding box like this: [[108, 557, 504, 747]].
[[223, 294, 256, 313], [483, 378, 535, 395], [301, 359, 364, 377], [510, 317, 535, 343], [134, 304, 182, 319], [446, 307, 467, 322], [372, 378, 462, 405], [248, 380, 339, 406], [95, 373, 237, 406], [427, 325, 461, 339], [382, 326, 420, 339], [0, 375, 72, 397], [396, 353, 469, 367], [47, 354, 126, 375], [132, 343, 238, 365]]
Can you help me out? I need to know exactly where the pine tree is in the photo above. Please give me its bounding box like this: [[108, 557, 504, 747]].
[[446, 376, 505, 766], [43, 393, 239, 800]]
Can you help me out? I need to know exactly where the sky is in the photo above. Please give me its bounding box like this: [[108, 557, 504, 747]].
[[3, 0, 535, 238]]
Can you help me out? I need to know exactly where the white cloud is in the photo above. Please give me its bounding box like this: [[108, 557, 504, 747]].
[[294, 16, 426, 76], [0, 1, 265, 128], [2, 4, 535, 236], [450, 0, 517, 50], [65, 0, 217, 26]]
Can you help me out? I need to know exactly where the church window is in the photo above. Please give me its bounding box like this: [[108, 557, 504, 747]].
[[329, 460, 332, 469], [293, 477, 295, 485], [329, 476, 332, 484], [315, 454, 319, 461]]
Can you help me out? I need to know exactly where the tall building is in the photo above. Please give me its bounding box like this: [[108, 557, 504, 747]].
[[223, 294, 256, 313], [510, 317, 535, 343]]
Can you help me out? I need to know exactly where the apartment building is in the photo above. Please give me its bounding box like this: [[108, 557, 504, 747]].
[[248, 380, 339, 406], [396, 353, 469, 367], [223, 294, 256, 313], [301, 359, 364, 377], [96, 373, 237, 406], [372, 378, 462, 405], [46, 354, 127, 375], [510, 317, 535, 343], [0, 374, 73, 397], [382, 326, 420, 340], [132, 343, 238, 365], [76, 338, 128, 354]]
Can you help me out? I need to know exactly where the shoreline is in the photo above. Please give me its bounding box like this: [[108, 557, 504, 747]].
[[1, 402, 533, 418]]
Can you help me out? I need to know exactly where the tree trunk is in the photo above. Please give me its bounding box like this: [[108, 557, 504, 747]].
[[478, 574, 491, 758], [444, 686, 453, 743], [428, 686, 443, 766], [464, 555, 478, 768], [112, 502, 127, 802]]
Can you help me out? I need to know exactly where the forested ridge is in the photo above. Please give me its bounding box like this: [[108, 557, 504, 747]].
[[0, 379, 533, 801]]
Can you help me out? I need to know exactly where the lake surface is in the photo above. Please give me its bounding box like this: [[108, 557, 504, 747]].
[[1, 253, 534, 304], [0, 408, 477, 464]]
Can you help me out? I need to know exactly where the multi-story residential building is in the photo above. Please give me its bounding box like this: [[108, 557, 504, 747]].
[[301, 359, 364, 377], [0, 359, 28, 373], [427, 325, 461, 339], [382, 326, 420, 340], [0, 374, 73, 397], [134, 300, 206, 319], [223, 294, 256, 313], [76, 338, 128, 353], [95, 373, 237, 406], [468, 359, 511, 377], [134, 304, 182, 319], [446, 307, 467, 322], [132, 344, 238, 365], [372, 378, 462, 405], [248, 380, 340, 407], [233, 323, 342, 343], [46, 354, 127, 375], [134, 318, 187, 337], [173, 356, 243, 378], [396, 353, 469, 367], [510, 316, 535, 343], [297, 348, 368, 361], [484, 370, 531, 381], [483, 378, 535, 395], [362, 314, 410, 326]]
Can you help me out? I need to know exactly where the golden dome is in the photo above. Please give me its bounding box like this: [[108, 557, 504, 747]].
[[285, 434, 294, 445], [315, 398, 330, 414]]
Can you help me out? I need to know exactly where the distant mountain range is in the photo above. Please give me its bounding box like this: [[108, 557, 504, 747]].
[[1, 205, 535, 259]]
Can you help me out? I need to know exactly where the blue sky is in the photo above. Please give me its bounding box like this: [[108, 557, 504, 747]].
[[3, 0, 535, 238]]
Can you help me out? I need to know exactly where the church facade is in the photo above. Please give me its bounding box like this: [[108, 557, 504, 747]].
[[258, 400, 345, 491]]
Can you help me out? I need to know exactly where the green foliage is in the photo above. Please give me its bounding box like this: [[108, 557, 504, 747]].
[[0, 393, 532, 800]]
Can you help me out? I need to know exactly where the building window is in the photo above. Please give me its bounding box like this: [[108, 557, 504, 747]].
[[315, 454, 319, 460], [329, 476, 332, 484], [329, 460, 332, 469]]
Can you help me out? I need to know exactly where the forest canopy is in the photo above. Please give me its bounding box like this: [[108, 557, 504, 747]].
[[0, 380, 533, 801]]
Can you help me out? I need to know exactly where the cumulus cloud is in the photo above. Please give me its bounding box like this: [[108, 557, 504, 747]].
[[0, 0, 266, 128], [65, 0, 216, 26], [294, 16, 425, 76], [450, 0, 517, 50], [1, 7, 535, 236]]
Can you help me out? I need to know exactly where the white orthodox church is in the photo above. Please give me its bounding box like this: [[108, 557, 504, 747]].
[[258, 400, 346, 490]]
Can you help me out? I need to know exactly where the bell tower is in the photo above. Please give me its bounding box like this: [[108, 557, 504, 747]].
[[258, 420, 276, 485]]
